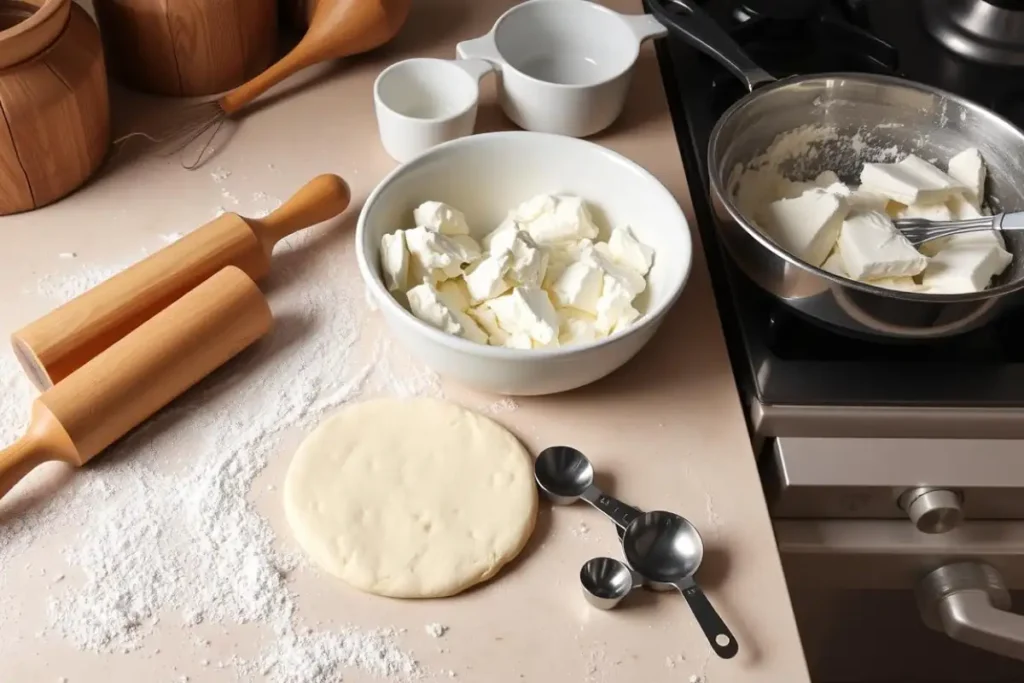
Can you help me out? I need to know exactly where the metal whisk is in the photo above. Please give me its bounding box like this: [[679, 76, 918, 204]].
[[893, 212, 1024, 246], [114, 0, 412, 169]]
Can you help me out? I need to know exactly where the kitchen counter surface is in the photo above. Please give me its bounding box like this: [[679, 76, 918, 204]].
[[0, 1, 810, 681]]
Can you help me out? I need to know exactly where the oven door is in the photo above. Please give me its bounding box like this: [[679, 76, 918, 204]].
[[767, 436, 1024, 682]]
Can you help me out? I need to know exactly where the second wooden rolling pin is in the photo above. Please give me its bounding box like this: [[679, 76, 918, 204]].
[[11, 173, 350, 390], [0, 266, 273, 501]]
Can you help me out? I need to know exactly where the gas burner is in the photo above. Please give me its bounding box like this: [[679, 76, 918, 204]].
[[923, 0, 1024, 65]]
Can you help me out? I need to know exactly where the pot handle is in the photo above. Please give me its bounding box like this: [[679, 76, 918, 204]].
[[456, 33, 505, 71], [644, 0, 775, 92], [620, 12, 669, 43]]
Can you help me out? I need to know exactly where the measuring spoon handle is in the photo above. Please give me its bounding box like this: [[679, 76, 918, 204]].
[[579, 486, 641, 529], [679, 581, 739, 659]]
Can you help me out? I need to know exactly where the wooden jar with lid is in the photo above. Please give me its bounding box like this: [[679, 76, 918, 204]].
[[93, 0, 278, 97], [0, 0, 110, 215]]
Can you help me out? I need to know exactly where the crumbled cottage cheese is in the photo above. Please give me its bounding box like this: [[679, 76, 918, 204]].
[[738, 147, 1011, 294], [380, 196, 655, 348]]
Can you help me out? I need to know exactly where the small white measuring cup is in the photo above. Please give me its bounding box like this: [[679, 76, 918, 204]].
[[456, 0, 667, 137], [373, 57, 495, 162]]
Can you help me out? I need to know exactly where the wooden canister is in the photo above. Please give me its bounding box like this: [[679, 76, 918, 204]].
[[93, 0, 278, 97], [0, 0, 110, 215], [281, 0, 315, 30]]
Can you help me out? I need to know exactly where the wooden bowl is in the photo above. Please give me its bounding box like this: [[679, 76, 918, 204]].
[[0, 0, 68, 67], [0, 0, 109, 215], [93, 0, 278, 97]]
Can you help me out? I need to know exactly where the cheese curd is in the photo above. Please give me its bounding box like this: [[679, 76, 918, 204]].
[[757, 188, 849, 267], [407, 280, 488, 344], [837, 211, 928, 280], [860, 154, 966, 206], [947, 148, 985, 207], [381, 198, 655, 349], [741, 147, 1011, 294]]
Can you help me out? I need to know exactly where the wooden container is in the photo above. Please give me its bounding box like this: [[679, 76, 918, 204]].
[[281, 0, 315, 30], [93, 0, 278, 97], [0, 0, 109, 215]]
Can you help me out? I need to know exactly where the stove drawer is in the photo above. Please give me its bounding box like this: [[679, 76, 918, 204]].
[[766, 437, 1024, 527], [776, 520, 1024, 590], [777, 520, 1024, 665]]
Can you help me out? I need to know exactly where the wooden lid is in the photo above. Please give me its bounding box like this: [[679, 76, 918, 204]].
[[0, 0, 70, 69]]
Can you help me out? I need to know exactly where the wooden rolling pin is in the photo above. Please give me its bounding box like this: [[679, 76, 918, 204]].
[[0, 266, 273, 501], [12, 174, 349, 390]]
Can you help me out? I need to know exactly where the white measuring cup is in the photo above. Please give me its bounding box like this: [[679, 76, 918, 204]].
[[456, 0, 667, 137], [373, 57, 495, 162]]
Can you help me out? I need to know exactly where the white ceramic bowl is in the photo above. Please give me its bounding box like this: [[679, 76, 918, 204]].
[[356, 132, 692, 396]]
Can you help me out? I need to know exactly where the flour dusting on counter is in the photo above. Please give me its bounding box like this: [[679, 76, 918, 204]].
[[424, 623, 448, 638], [0, 226, 454, 680]]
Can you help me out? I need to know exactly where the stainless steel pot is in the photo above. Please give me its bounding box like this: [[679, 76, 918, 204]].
[[647, 0, 1024, 340]]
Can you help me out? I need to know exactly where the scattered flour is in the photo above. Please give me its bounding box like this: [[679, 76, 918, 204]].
[[210, 168, 231, 183], [424, 623, 448, 638], [220, 188, 239, 205], [33, 261, 126, 302], [159, 232, 185, 244], [481, 396, 519, 414], [251, 194, 284, 219], [704, 492, 722, 539], [0, 228, 458, 680]]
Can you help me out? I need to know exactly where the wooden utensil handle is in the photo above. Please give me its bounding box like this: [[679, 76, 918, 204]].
[[218, 34, 333, 115], [0, 435, 46, 500], [0, 403, 79, 501], [250, 174, 350, 249]]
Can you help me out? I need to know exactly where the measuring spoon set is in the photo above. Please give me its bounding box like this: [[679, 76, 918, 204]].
[[534, 446, 739, 660]]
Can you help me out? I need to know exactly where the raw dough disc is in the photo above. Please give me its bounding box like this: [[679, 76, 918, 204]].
[[284, 397, 537, 598]]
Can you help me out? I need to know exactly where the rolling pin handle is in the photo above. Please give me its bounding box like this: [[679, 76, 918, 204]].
[[0, 404, 80, 501], [249, 174, 351, 252], [0, 434, 46, 500]]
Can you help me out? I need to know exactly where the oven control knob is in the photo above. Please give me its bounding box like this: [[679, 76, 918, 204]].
[[899, 487, 963, 534]]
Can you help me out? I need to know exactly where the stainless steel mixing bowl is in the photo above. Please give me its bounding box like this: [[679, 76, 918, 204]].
[[648, 0, 1024, 340]]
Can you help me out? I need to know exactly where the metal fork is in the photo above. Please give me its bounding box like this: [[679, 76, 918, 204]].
[[893, 212, 1024, 246]]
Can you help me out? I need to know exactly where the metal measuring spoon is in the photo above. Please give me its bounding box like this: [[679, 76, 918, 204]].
[[622, 511, 739, 659], [579, 557, 643, 610], [535, 446, 640, 529]]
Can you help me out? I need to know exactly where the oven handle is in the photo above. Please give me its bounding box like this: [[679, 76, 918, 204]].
[[917, 562, 1024, 661]]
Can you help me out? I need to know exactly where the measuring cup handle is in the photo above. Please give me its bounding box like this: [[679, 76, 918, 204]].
[[581, 488, 641, 529], [643, 0, 774, 92], [456, 34, 504, 70], [619, 12, 668, 43], [451, 58, 495, 82], [680, 583, 739, 659]]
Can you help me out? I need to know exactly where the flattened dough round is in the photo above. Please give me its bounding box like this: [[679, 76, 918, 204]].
[[284, 397, 537, 598]]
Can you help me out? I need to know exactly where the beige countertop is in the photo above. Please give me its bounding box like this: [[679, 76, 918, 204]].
[[0, 0, 810, 681]]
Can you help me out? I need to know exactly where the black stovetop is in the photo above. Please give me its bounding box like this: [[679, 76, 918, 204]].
[[651, 0, 1024, 409]]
